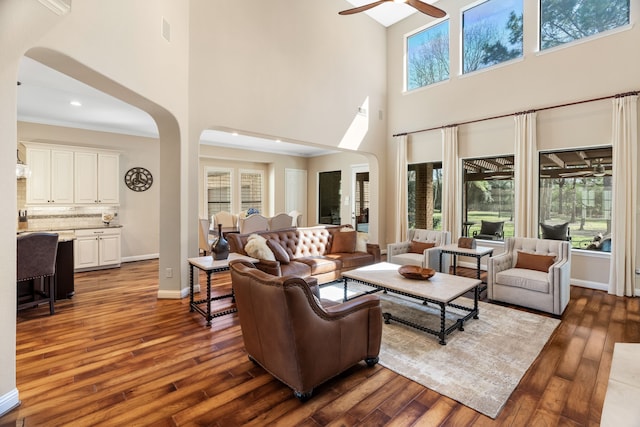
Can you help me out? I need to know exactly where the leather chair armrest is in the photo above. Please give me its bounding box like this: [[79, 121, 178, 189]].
[[322, 294, 381, 318], [366, 243, 381, 263]]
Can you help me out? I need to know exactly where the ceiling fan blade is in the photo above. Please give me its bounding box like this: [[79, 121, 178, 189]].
[[560, 171, 591, 177], [406, 0, 447, 18], [338, 0, 390, 15]]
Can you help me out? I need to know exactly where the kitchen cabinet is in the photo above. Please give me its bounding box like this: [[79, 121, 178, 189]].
[[74, 152, 120, 204], [74, 228, 122, 271], [25, 146, 74, 205]]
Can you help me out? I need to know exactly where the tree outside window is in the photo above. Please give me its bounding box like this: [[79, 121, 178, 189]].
[[463, 0, 523, 74], [406, 21, 449, 91], [539, 147, 612, 251], [463, 156, 515, 239], [540, 0, 629, 50]]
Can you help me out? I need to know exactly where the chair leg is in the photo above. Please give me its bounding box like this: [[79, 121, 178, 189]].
[[47, 277, 55, 315]]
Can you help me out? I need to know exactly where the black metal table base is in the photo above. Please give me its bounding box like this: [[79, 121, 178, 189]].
[[189, 264, 236, 327], [344, 277, 479, 345]]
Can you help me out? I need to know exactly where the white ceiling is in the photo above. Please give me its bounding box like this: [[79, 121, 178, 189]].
[[342, 0, 418, 27], [17, 57, 337, 157], [16, 3, 422, 156]]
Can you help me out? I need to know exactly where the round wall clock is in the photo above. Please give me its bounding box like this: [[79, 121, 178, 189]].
[[124, 167, 153, 192]]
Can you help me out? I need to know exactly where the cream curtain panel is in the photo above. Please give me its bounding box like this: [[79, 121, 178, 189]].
[[441, 126, 460, 239], [514, 112, 538, 238], [609, 95, 638, 297], [395, 134, 408, 243]]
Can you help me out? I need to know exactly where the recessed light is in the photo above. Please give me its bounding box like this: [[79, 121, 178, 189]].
[[70, 100, 82, 107], [275, 139, 282, 143], [231, 132, 238, 136]]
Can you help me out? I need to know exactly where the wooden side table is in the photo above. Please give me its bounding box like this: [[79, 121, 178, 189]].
[[187, 253, 257, 327]]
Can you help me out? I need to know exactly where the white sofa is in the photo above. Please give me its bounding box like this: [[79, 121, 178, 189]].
[[487, 237, 571, 315], [387, 229, 451, 272]]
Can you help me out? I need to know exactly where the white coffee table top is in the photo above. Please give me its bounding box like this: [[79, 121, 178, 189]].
[[187, 253, 258, 271], [439, 243, 494, 256], [342, 262, 481, 303]]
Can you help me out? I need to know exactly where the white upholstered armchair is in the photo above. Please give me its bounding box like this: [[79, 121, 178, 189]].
[[487, 237, 571, 315], [387, 229, 451, 272]]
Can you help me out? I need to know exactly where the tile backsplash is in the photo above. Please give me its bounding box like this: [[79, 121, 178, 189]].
[[17, 180, 118, 230]]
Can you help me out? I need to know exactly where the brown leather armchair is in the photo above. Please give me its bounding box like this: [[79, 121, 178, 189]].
[[229, 259, 382, 401]]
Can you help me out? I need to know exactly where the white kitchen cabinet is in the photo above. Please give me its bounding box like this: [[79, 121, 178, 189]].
[[26, 146, 74, 205], [74, 152, 120, 204], [74, 228, 122, 271]]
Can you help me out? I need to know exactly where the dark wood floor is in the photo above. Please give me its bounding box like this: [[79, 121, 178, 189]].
[[1, 259, 638, 426]]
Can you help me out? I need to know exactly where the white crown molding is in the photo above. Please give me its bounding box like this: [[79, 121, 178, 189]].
[[38, 0, 71, 16]]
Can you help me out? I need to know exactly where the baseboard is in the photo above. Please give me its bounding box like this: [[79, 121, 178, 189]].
[[0, 388, 20, 418], [157, 286, 191, 299], [122, 253, 159, 263]]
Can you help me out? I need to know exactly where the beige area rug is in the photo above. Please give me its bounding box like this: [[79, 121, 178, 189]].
[[320, 283, 560, 419]]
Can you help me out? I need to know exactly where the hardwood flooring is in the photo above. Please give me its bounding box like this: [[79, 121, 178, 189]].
[[1, 259, 638, 426]]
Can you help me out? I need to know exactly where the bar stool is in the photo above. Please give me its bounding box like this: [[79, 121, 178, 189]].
[[17, 232, 59, 315]]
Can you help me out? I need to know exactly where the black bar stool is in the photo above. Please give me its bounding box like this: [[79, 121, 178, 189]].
[[17, 232, 59, 315]]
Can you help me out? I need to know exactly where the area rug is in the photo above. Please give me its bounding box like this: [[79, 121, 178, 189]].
[[320, 282, 560, 419]]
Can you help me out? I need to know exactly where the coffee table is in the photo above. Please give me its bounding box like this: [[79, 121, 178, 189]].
[[187, 253, 257, 327], [342, 262, 481, 345]]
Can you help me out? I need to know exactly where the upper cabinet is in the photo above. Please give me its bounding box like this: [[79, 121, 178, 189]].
[[74, 152, 120, 204], [23, 142, 120, 206], [26, 146, 74, 205]]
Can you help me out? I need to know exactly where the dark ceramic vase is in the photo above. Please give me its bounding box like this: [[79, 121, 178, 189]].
[[211, 223, 229, 260]]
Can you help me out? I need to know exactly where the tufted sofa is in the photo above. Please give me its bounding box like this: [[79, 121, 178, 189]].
[[227, 225, 380, 284], [487, 237, 571, 315]]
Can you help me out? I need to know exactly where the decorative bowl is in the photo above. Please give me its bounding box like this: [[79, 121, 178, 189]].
[[398, 265, 436, 280]]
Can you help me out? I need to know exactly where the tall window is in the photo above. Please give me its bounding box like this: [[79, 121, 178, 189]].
[[463, 156, 514, 239], [462, 0, 523, 74], [240, 170, 263, 214], [408, 162, 442, 230], [540, 0, 630, 50], [539, 147, 612, 251], [406, 20, 449, 91], [206, 169, 232, 218]]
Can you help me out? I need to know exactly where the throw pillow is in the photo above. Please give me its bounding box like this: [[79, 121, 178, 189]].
[[409, 241, 435, 254], [266, 239, 290, 264], [515, 251, 555, 272], [244, 234, 276, 261], [356, 232, 369, 252], [540, 222, 569, 240], [331, 230, 357, 253]]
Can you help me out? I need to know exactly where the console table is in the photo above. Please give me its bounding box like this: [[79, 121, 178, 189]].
[[187, 253, 257, 327]]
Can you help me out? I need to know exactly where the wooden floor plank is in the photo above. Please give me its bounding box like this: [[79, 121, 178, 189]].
[[0, 260, 634, 426]]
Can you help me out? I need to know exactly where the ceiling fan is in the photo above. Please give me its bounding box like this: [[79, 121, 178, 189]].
[[339, 0, 447, 18]]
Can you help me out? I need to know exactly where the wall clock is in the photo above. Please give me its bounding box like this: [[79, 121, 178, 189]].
[[124, 167, 153, 192]]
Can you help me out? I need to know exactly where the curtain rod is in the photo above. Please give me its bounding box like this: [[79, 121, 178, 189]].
[[392, 90, 640, 138]]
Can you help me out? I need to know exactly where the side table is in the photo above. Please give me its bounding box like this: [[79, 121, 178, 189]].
[[187, 253, 257, 327], [439, 243, 494, 288]]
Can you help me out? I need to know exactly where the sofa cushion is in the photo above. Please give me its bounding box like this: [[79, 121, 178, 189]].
[[331, 230, 357, 253], [356, 232, 369, 252], [296, 256, 341, 275], [267, 239, 290, 264], [279, 260, 313, 278], [244, 234, 275, 261], [389, 252, 424, 267], [326, 252, 374, 269], [496, 268, 550, 293], [409, 241, 435, 254], [515, 251, 555, 272]]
